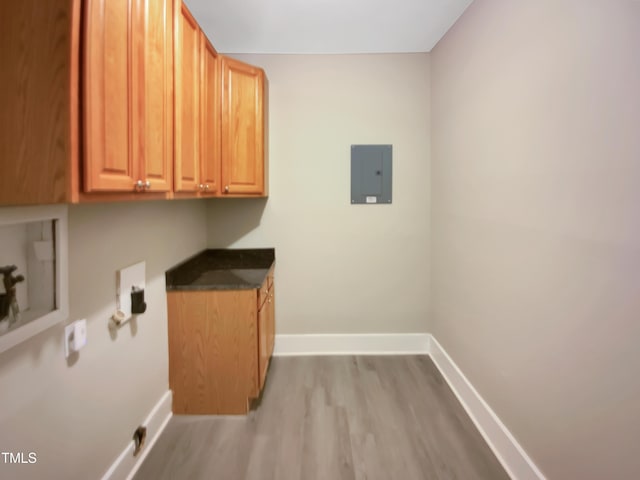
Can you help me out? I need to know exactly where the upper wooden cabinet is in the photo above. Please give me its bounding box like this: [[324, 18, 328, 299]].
[[0, 0, 268, 206], [221, 56, 268, 196], [174, 3, 221, 197], [84, 0, 173, 194], [0, 0, 79, 206]]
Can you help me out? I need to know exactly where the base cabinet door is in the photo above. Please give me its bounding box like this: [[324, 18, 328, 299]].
[[257, 277, 275, 390], [267, 283, 275, 358], [167, 290, 257, 414], [258, 302, 269, 390]]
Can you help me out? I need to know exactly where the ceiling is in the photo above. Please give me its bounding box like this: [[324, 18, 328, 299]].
[[185, 0, 474, 54]]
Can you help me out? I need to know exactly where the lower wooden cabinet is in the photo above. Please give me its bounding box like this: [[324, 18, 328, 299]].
[[167, 272, 275, 414]]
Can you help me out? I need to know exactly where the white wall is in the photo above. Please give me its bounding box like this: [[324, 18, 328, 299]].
[[207, 53, 431, 334], [0, 200, 207, 479], [431, 1, 640, 478]]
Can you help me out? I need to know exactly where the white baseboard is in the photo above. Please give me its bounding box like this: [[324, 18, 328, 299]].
[[273, 333, 430, 356], [429, 335, 545, 480], [100, 390, 173, 480]]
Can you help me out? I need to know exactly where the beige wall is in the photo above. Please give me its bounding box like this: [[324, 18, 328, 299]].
[[208, 53, 431, 334], [431, 1, 640, 478], [0, 200, 207, 479]]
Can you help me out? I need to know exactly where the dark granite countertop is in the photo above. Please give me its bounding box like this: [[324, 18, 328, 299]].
[[166, 248, 275, 291]]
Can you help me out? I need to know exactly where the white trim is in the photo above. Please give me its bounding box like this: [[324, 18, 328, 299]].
[[273, 333, 430, 356], [100, 390, 173, 480], [429, 335, 546, 480]]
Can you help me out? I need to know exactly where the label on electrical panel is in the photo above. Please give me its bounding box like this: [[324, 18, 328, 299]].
[[365, 196, 377, 204]]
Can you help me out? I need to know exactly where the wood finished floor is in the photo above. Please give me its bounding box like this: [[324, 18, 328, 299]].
[[134, 356, 509, 480]]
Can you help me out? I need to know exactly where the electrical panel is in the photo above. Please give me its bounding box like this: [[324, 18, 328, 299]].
[[350, 145, 392, 204]]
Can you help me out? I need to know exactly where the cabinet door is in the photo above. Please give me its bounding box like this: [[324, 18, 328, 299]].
[[258, 302, 269, 391], [0, 0, 76, 205], [168, 290, 257, 415], [200, 35, 221, 195], [84, 0, 140, 192], [267, 283, 275, 358], [221, 56, 265, 195], [142, 0, 173, 192], [174, 2, 200, 193]]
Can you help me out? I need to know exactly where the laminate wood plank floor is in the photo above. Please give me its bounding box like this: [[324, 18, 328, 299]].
[[134, 356, 509, 480]]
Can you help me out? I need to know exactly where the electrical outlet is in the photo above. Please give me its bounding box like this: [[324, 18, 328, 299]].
[[64, 319, 87, 358]]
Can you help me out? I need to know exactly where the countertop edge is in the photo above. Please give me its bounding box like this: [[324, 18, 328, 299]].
[[165, 248, 275, 291]]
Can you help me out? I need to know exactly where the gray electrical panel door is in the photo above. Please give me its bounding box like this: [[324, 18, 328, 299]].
[[351, 145, 392, 204]]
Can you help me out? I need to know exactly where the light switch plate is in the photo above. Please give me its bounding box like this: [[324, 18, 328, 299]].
[[116, 261, 146, 321]]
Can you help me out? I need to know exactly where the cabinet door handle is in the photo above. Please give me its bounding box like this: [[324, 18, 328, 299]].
[[224, 185, 229, 193], [198, 184, 205, 191], [204, 184, 210, 191], [135, 179, 144, 191], [145, 180, 151, 190]]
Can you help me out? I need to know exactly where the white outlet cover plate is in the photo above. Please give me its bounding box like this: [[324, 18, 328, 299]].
[[65, 319, 87, 358], [117, 261, 146, 321]]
